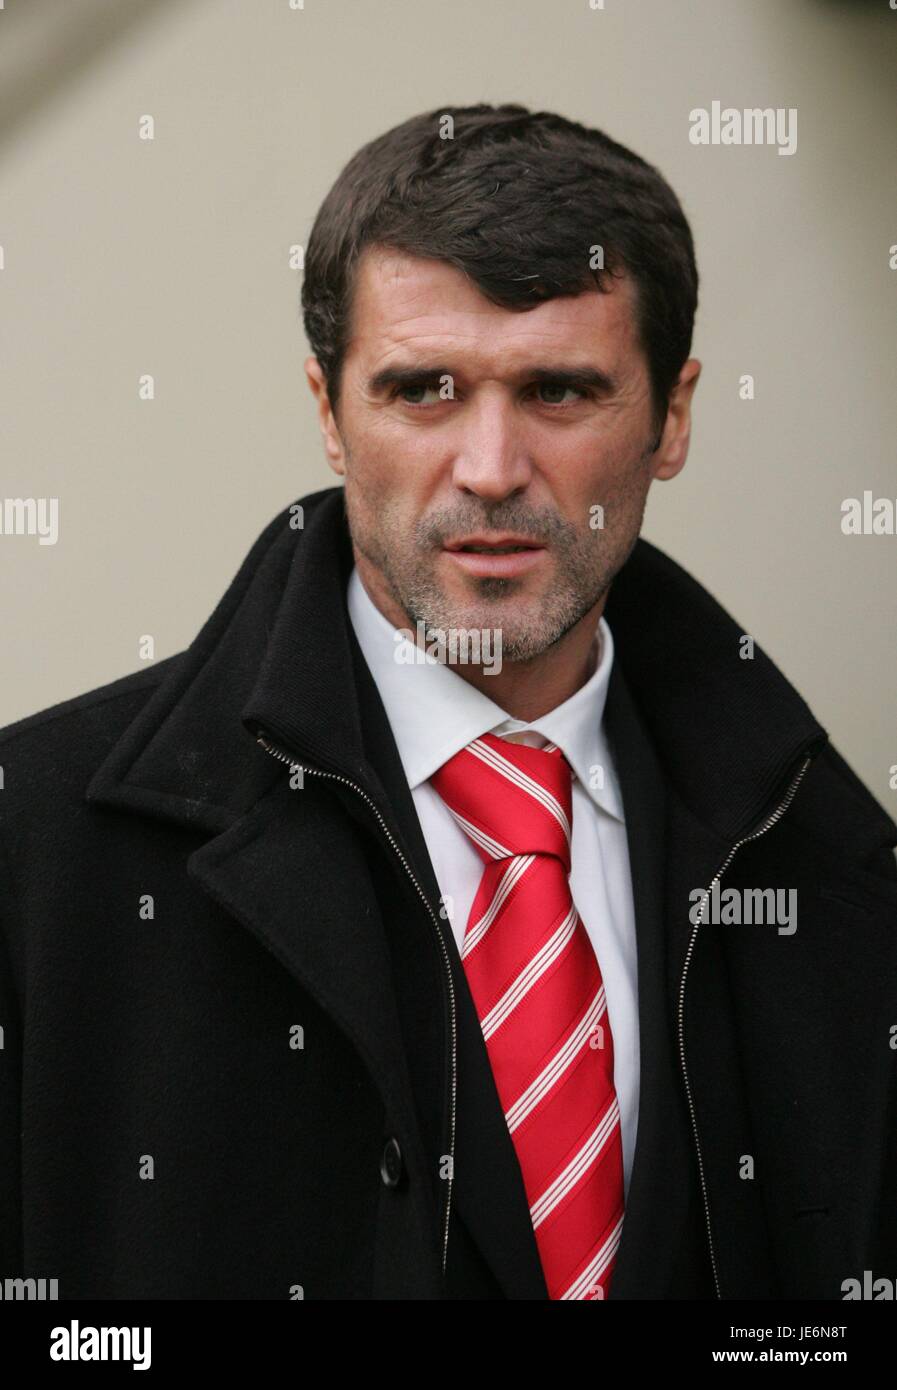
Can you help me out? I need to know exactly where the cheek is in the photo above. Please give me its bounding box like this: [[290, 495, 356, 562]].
[[343, 428, 396, 502], [566, 451, 648, 535], [359, 434, 446, 511], [345, 462, 417, 542]]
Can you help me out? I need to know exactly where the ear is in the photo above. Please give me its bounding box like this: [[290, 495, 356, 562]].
[[304, 356, 346, 476], [649, 358, 701, 481]]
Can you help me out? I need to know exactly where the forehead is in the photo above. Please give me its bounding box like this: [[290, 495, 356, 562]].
[[344, 245, 643, 374]]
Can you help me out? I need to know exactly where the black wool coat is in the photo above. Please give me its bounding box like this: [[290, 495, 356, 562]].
[[1, 486, 895, 1300]]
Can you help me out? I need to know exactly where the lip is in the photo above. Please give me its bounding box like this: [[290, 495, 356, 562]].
[[444, 533, 544, 551], [442, 535, 546, 579]]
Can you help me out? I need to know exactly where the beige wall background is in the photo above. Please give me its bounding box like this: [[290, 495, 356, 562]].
[[1, 0, 895, 805]]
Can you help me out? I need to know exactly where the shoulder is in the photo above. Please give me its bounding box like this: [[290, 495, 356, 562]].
[[793, 740, 897, 885]]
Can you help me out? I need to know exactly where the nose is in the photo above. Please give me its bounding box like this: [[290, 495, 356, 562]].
[[449, 389, 534, 501]]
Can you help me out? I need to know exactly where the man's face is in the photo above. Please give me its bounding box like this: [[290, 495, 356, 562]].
[[309, 245, 693, 662]]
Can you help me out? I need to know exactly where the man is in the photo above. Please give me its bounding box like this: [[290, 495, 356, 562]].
[[1, 104, 895, 1301]]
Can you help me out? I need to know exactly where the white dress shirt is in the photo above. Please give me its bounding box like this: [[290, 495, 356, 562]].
[[346, 567, 640, 1198]]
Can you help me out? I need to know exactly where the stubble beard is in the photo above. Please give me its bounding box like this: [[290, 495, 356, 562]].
[[345, 486, 649, 665]]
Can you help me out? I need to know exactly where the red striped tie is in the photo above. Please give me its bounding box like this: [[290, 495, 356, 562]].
[[431, 731, 625, 1299]]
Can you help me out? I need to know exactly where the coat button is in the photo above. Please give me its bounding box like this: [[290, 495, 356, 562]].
[[380, 1137, 403, 1188]]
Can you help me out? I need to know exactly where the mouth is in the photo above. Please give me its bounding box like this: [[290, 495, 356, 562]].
[[442, 534, 546, 579], [444, 533, 545, 554]]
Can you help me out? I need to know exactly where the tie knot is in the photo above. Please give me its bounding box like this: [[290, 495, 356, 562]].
[[431, 731, 573, 868]]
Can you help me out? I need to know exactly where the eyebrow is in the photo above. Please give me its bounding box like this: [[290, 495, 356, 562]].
[[366, 364, 618, 395]]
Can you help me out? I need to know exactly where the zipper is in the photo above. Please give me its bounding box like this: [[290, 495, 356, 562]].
[[676, 750, 815, 1300], [254, 728, 458, 1282]]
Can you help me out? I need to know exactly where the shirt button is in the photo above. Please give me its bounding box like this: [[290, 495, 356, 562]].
[[380, 1137, 403, 1188]]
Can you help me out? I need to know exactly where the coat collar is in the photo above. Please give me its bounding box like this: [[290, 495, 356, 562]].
[[87, 484, 888, 851]]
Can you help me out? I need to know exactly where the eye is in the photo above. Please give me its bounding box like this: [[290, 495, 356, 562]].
[[534, 382, 586, 406], [396, 381, 443, 406]]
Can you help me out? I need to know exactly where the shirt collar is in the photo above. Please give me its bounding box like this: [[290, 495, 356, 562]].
[[347, 567, 624, 822]]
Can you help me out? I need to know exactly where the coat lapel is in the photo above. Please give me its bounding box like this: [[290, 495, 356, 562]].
[[185, 778, 422, 1142]]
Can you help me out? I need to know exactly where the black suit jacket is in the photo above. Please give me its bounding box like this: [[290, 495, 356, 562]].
[[1, 486, 895, 1298]]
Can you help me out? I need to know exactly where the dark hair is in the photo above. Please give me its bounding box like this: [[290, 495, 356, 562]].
[[302, 103, 698, 440]]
